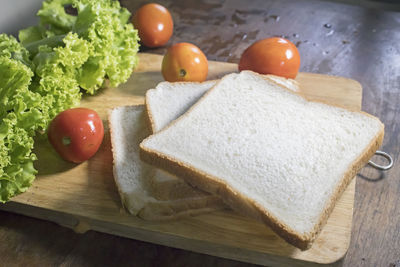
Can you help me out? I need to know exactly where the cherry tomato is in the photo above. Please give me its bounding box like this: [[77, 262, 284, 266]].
[[132, 3, 173, 48], [162, 42, 208, 82], [239, 37, 301, 79], [48, 108, 104, 163]]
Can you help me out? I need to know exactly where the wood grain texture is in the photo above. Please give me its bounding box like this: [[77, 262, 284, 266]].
[[0, 53, 359, 266], [1, 0, 399, 266]]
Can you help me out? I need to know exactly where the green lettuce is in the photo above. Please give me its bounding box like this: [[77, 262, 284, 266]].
[[21, 0, 140, 94], [72, 0, 139, 93], [0, 34, 33, 69], [0, 113, 37, 202], [0, 42, 39, 202], [0, 37, 46, 134], [38, 0, 77, 32], [0, 0, 140, 202], [31, 32, 90, 119]]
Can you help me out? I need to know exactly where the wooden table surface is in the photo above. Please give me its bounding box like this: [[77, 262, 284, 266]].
[[1, 0, 399, 266]]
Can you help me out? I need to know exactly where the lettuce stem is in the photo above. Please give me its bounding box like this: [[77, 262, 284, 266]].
[[24, 34, 67, 55]]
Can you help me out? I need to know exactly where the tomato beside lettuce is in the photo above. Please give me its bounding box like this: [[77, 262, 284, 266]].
[[48, 108, 104, 163], [0, 0, 140, 202]]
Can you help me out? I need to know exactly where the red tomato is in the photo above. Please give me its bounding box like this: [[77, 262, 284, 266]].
[[48, 108, 104, 163], [162, 42, 208, 82], [132, 3, 173, 48], [239, 37, 301, 79]]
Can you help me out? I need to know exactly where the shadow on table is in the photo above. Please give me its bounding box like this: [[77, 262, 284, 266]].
[[33, 136, 77, 176], [358, 165, 387, 182]]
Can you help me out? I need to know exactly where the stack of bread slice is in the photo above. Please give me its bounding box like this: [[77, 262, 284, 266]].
[[109, 71, 383, 249], [108, 73, 298, 220]]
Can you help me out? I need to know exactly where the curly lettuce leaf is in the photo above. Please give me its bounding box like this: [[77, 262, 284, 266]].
[[18, 25, 63, 49], [0, 37, 41, 202], [32, 75, 81, 121], [105, 23, 139, 88], [31, 33, 87, 120], [0, 34, 33, 69], [33, 32, 91, 76], [19, 26, 45, 46], [0, 55, 48, 134], [0, 57, 33, 117], [0, 113, 37, 203], [37, 0, 76, 33], [32, 0, 140, 94], [19, 0, 140, 94], [20, 0, 76, 53], [74, 0, 140, 93]]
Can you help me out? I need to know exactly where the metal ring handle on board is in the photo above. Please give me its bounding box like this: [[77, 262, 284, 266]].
[[368, 150, 393, 171]]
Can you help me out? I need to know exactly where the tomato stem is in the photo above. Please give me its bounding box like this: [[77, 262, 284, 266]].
[[62, 137, 71, 146], [179, 69, 186, 77]]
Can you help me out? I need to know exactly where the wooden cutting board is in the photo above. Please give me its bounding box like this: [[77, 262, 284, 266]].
[[0, 53, 362, 266]]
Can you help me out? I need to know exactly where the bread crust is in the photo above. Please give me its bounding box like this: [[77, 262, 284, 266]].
[[139, 71, 385, 249], [144, 96, 157, 134]]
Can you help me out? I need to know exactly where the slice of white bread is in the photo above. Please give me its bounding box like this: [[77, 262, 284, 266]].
[[144, 76, 299, 204], [109, 76, 299, 219], [146, 76, 299, 133], [146, 80, 218, 133], [108, 105, 224, 220], [139, 71, 384, 249]]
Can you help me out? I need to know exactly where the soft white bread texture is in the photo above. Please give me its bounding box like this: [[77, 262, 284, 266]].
[[108, 105, 223, 220], [144, 77, 299, 206], [144, 81, 223, 207], [140, 71, 384, 249], [146, 76, 298, 133], [146, 80, 218, 133]]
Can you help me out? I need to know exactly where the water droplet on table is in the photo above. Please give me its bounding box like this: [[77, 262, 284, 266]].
[[326, 30, 334, 36], [278, 34, 290, 39], [270, 15, 280, 22]]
